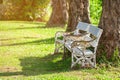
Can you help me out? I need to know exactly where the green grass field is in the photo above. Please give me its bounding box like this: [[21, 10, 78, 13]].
[[0, 21, 120, 80]]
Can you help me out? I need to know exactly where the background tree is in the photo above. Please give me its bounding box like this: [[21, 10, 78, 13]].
[[0, 0, 3, 4], [66, 0, 90, 31], [46, 0, 68, 27], [0, 0, 50, 21], [26, 0, 50, 21], [97, 0, 120, 60], [0, 0, 5, 20]]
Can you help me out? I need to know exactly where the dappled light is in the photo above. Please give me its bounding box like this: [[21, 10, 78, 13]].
[[0, 0, 120, 79]]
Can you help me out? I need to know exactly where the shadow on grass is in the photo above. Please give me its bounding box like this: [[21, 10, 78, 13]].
[[0, 37, 41, 41], [11, 26, 46, 30], [3, 26, 46, 31], [0, 54, 71, 77], [0, 37, 55, 46]]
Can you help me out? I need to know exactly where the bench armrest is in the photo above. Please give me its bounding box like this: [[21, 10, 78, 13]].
[[55, 31, 75, 41], [55, 31, 64, 41]]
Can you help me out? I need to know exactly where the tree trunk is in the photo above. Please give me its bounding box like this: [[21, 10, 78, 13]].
[[0, 0, 3, 4], [66, 0, 90, 32], [0, 2, 5, 20], [46, 0, 68, 27], [63, 0, 90, 59], [97, 0, 120, 59]]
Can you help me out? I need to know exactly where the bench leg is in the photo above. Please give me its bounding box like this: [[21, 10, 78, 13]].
[[54, 42, 63, 54], [54, 42, 59, 54]]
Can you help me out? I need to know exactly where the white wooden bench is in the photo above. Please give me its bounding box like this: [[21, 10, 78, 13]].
[[54, 22, 103, 68], [65, 23, 103, 68]]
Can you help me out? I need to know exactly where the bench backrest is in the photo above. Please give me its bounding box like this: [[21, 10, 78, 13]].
[[76, 22, 89, 31], [76, 22, 103, 38], [74, 22, 89, 35], [88, 25, 103, 47], [89, 25, 103, 38], [75, 22, 103, 47]]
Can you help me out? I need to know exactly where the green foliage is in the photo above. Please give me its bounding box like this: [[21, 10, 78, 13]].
[[38, 0, 50, 9], [111, 48, 120, 66], [90, 0, 102, 25]]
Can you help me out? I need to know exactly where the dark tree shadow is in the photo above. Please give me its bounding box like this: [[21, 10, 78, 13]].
[[0, 37, 40, 41], [0, 37, 55, 46], [0, 54, 71, 77], [6, 26, 46, 31]]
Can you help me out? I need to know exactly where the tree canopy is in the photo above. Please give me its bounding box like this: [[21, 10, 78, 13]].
[[0, 0, 50, 21]]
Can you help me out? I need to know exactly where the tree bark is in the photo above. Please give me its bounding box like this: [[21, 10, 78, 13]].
[[97, 0, 120, 59], [0, 2, 5, 20], [46, 0, 68, 27], [66, 0, 90, 32], [0, 0, 3, 4], [63, 0, 90, 59]]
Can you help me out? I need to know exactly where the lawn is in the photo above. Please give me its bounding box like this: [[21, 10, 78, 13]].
[[0, 21, 120, 80]]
